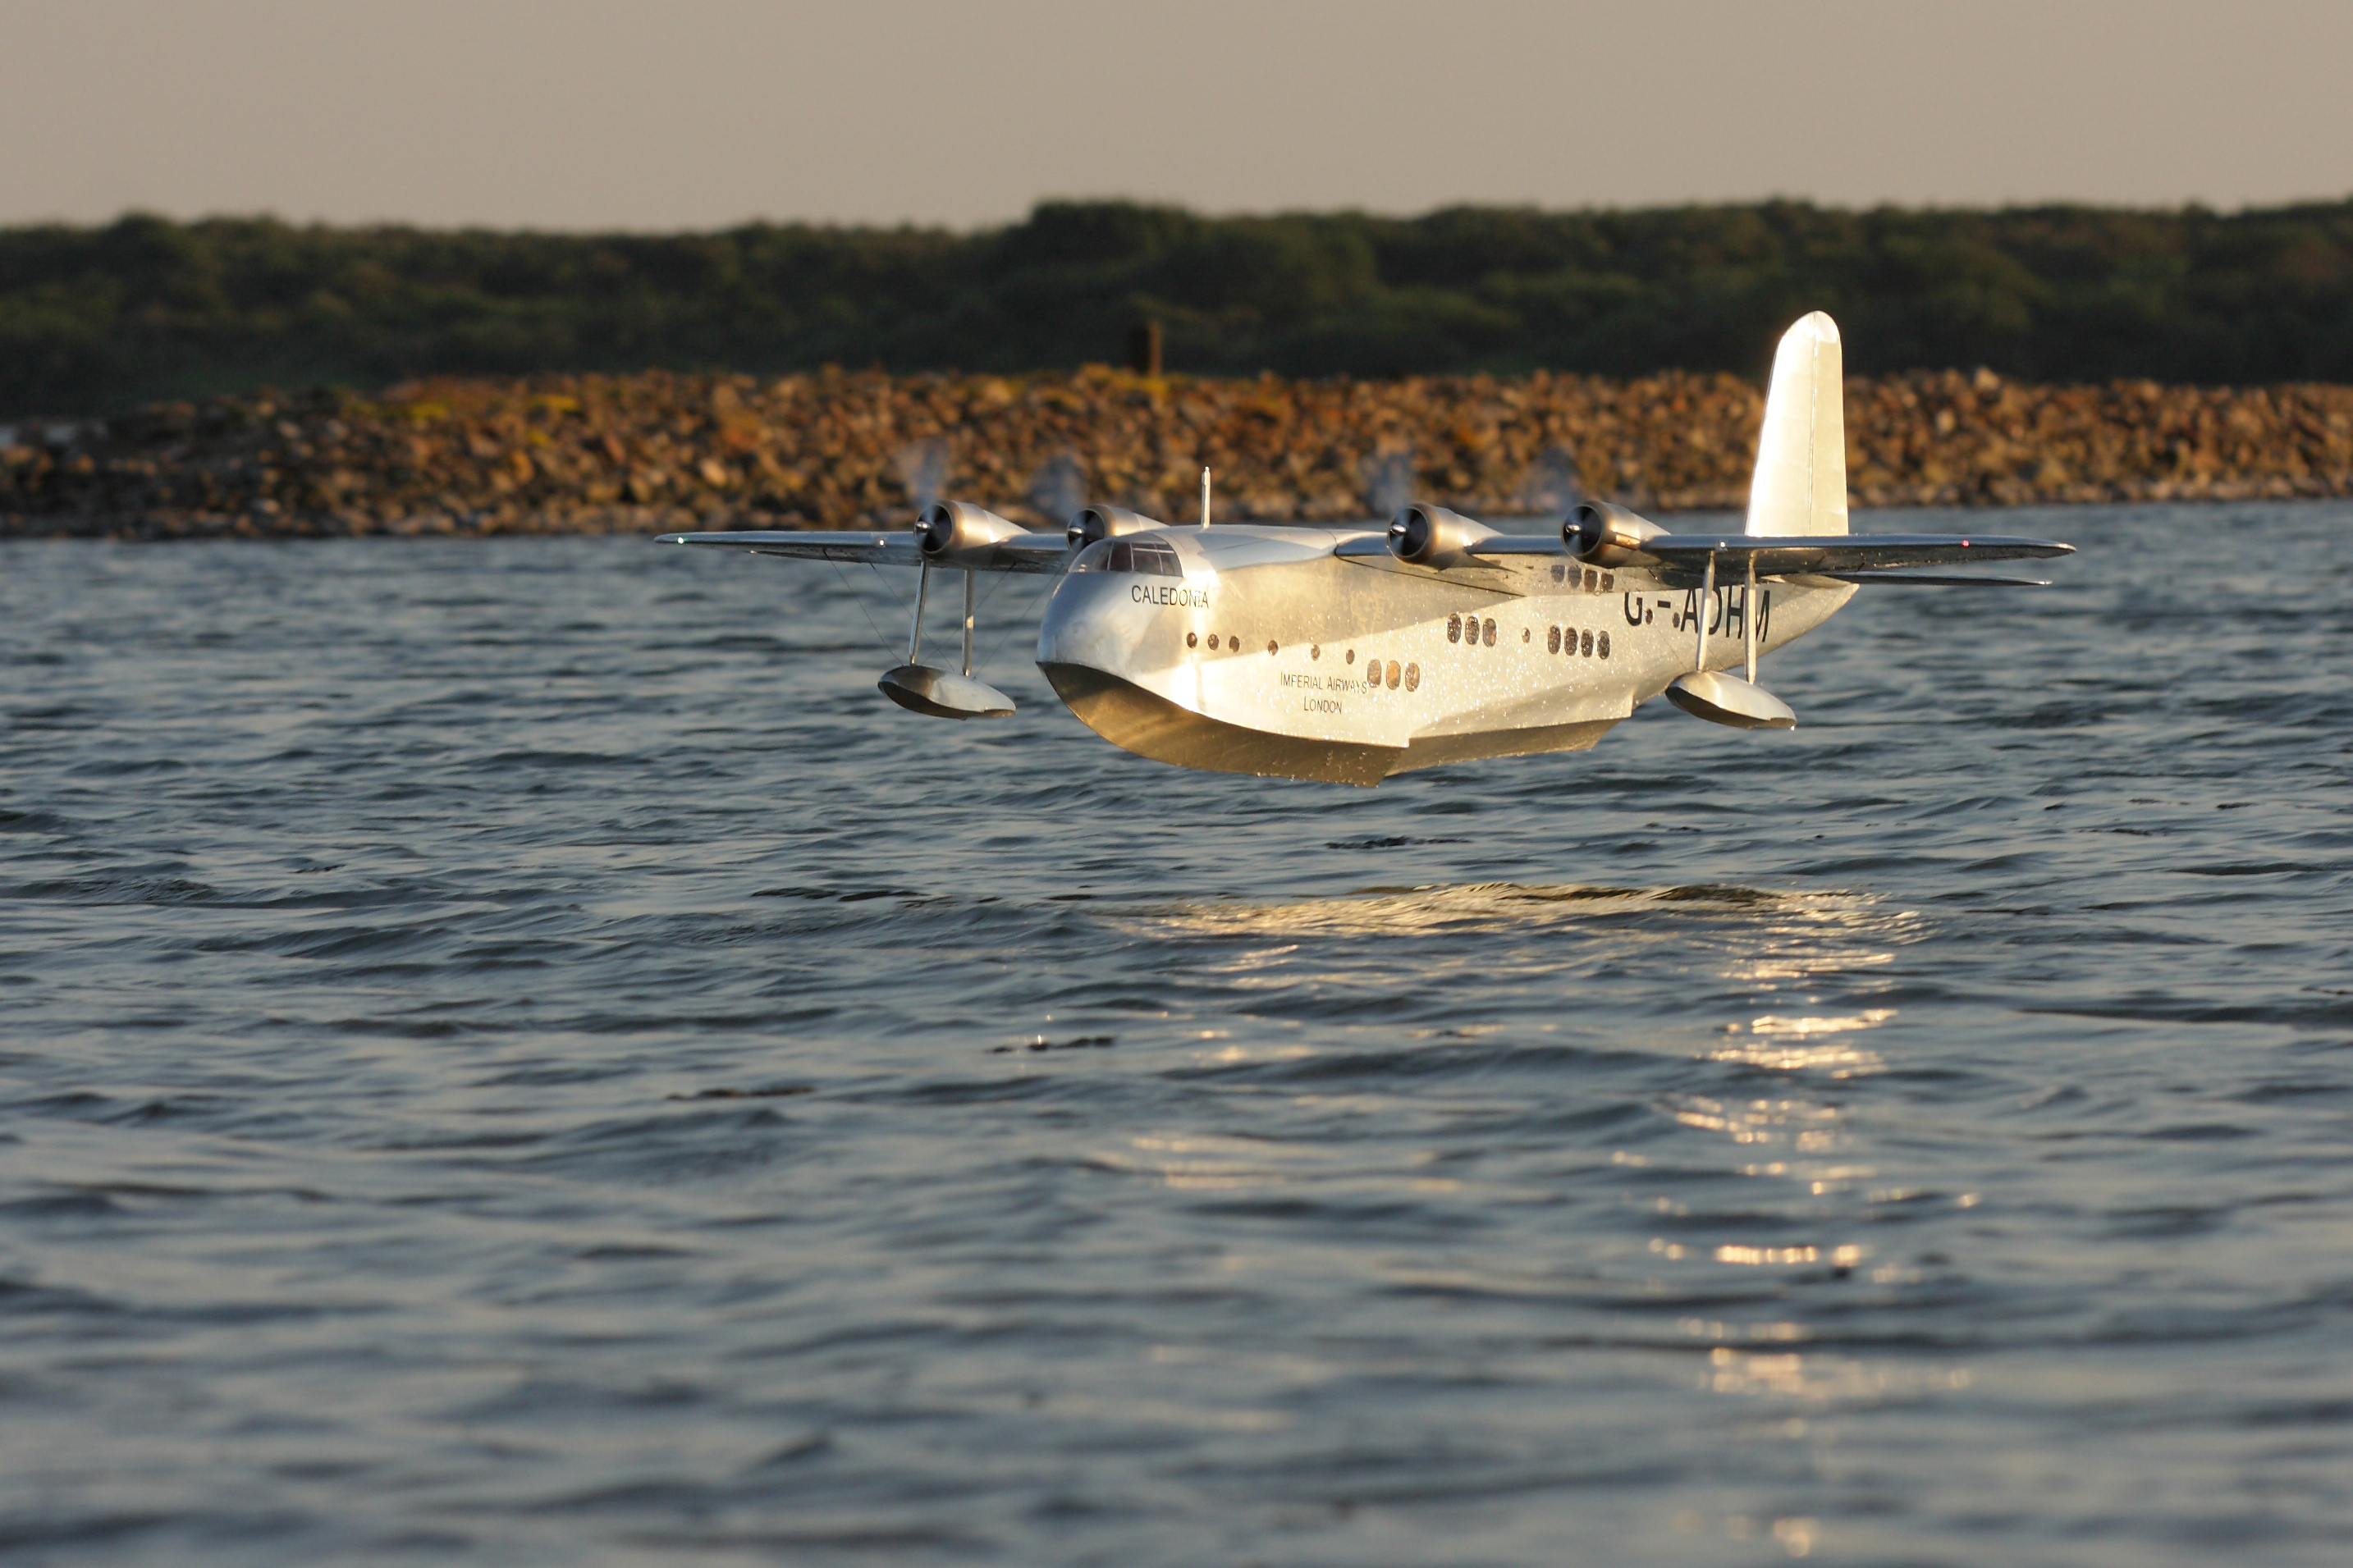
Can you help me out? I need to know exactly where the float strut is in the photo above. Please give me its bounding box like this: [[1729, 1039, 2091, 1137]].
[[961, 569, 976, 679], [1696, 552, 1715, 671], [1745, 555, 1760, 684], [907, 559, 929, 663]]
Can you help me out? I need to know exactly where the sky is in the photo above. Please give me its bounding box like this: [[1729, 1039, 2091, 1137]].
[[4, 0, 2350, 231]]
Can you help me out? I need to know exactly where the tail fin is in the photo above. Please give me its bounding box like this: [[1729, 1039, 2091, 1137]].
[[1745, 312, 1847, 537]]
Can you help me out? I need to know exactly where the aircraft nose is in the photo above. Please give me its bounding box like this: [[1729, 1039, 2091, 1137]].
[[1036, 574, 1133, 671]]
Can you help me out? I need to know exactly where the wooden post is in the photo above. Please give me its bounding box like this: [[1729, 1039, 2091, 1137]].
[[1127, 320, 1162, 377]]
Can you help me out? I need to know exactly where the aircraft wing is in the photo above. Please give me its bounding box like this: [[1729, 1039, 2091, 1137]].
[[1646, 533, 2074, 575], [1330, 533, 1567, 561], [657, 529, 1071, 574], [1338, 523, 2070, 587], [1814, 570, 2055, 587], [1463, 535, 1573, 557]]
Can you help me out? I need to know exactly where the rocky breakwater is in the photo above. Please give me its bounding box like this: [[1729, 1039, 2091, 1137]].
[[7, 365, 2353, 540]]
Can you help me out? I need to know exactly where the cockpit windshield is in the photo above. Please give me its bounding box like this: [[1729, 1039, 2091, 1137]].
[[1071, 538, 1183, 577]]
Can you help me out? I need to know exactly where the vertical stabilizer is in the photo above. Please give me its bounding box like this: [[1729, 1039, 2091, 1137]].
[[1745, 312, 1847, 537]]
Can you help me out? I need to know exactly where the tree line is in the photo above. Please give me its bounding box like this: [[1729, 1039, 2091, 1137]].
[[6, 198, 2353, 417]]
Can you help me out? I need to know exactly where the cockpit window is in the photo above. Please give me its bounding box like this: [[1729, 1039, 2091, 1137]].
[[1129, 541, 1182, 576], [1071, 538, 1182, 577]]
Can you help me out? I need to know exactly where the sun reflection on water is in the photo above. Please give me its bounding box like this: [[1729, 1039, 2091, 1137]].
[[1123, 880, 1903, 942], [1710, 1006, 1897, 1076], [1703, 1345, 1974, 1401]]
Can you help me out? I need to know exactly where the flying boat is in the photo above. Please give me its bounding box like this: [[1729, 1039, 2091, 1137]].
[[658, 313, 2073, 785]]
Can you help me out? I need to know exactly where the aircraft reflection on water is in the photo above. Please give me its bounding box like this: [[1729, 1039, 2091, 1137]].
[[661, 313, 2073, 784], [1113, 878, 1920, 982], [1114, 878, 1920, 1077]]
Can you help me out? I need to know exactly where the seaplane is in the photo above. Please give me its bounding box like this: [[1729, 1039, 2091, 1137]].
[[657, 313, 2073, 785]]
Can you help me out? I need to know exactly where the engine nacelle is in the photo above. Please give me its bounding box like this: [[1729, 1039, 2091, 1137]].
[[915, 500, 1028, 560], [1387, 503, 1497, 569], [1064, 505, 1168, 550], [1564, 501, 1666, 565]]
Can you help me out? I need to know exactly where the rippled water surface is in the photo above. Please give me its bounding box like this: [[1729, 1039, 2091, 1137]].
[[3, 503, 2351, 1566]]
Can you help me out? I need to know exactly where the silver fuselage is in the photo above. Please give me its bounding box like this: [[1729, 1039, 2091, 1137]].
[[1035, 524, 1852, 784]]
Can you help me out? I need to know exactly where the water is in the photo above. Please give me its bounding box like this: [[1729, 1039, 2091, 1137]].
[[2, 503, 2349, 1566]]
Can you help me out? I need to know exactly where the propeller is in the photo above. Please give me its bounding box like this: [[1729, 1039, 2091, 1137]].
[[893, 437, 950, 513], [1024, 451, 1087, 531], [1362, 448, 1415, 519], [1519, 445, 1586, 515]]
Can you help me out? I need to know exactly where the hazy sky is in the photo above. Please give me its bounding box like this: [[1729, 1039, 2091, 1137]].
[[6, 0, 2349, 231]]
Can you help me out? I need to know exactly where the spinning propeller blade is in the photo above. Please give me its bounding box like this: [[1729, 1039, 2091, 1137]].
[[1025, 452, 1087, 531], [894, 438, 950, 513]]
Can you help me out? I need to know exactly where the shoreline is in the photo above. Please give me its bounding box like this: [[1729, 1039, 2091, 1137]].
[[7, 366, 2351, 541]]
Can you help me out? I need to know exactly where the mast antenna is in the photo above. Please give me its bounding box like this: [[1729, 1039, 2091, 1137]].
[[1201, 467, 1211, 528]]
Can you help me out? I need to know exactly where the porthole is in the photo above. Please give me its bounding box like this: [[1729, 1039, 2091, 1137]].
[[1582, 629, 1594, 657], [1387, 660, 1401, 690], [1583, 568, 1597, 591], [1311, 645, 1321, 661], [1404, 662, 1420, 691], [1600, 572, 1614, 591], [1206, 633, 1219, 650], [1551, 563, 1567, 583], [1345, 649, 1356, 664], [1547, 626, 1561, 655], [1187, 631, 1198, 648], [1482, 619, 1497, 647], [1598, 630, 1610, 659], [1447, 614, 1461, 643], [1266, 640, 1278, 656], [1521, 626, 1531, 644]]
